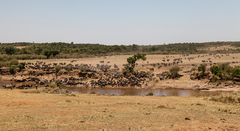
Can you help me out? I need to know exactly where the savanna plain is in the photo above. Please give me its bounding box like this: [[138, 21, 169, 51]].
[[0, 42, 240, 130]]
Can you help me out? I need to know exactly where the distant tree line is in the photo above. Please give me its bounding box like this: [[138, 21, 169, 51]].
[[0, 41, 239, 59]]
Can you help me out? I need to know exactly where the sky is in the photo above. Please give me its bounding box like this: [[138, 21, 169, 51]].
[[0, 0, 240, 45]]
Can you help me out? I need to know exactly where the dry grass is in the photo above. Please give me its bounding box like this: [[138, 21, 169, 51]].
[[20, 53, 240, 67], [0, 89, 240, 130], [210, 92, 240, 104]]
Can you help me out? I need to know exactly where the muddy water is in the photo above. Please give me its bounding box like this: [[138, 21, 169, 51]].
[[70, 88, 224, 97]]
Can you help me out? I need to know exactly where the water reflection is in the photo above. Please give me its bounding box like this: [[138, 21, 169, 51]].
[[70, 88, 223, 97]]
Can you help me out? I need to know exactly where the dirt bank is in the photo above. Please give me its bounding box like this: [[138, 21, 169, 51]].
[[0, 89, 239, 130]]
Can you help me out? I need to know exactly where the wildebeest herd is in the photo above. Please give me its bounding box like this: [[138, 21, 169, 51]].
[[0, 61, 154, 90], [1, 53, 240, 92]]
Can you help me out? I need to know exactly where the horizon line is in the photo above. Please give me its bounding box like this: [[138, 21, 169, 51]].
[[1, 40, 240, 46]]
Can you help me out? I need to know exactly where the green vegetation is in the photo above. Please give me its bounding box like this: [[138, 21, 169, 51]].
[[189, 63, 240, 82], [9, 65, 17, 75], [0, 55, 26, 75], [17, 63, 26, 72], [4, 46, 16, 55], [44, 50, 60, 59], [210, 63, 234, 81], [124, 53, 146, 73], [0, 41, 239, 60], [169, 66, 181, 79], [190, 64, 209, 80], [198, 64, 207, 77], [0, 55, 18, 67], [232, 67, 240, 78]]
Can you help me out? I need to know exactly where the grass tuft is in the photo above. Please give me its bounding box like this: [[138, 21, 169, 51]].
[[209, 92, 240, 104]]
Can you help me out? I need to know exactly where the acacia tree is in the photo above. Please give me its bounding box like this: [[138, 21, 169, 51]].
[[124, 53, 146, 73]]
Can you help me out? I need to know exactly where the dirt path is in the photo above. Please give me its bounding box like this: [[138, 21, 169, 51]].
[[0, 89, 239, 130]]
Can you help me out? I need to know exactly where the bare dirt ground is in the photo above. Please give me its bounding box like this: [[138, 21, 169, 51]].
[[0, 89, 239, 131], [20, 53, 240, 68]]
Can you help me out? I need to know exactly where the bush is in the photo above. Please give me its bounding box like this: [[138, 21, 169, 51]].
[[18, 63, 26, 72], [52, 50, 60, 57], [43, 50, 52, 59], [210, 63, 232, 80], [198, 64, 206, 77], [232, 66, 240, 80], [220, 63, 232, 80], [4, 46, 16, 55], [43, 50, 60, 59], [169, 66, 181, 79], [55, 65, 62, 78], [210, 65, 222, 76], [9, 65, 17, 75]]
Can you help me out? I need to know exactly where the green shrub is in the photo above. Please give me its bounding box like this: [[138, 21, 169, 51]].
[[4, 46, 16, 55], [9, 65, 17, 75], [43, 50, 52, 59], [232, 66, 240, 79], [198, 64, 206, 75], [169, 66, 181, 79], [210, 65, 222, 76], [52, 50, 60, 57], [43, 50, 60, 59], [210, 63, 233, 80], [18, 63, 26, 72], [198, 64, 207, 78], [220, 63, 232, 80]]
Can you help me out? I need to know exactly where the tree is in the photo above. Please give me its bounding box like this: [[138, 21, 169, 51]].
[[124, 53, 146, 73], [131, 44, 138, 51], [52, 50, 60, 57], [43, 50, 60, 59], [5, 46, 16, 55], [44, 50, 52, 59]]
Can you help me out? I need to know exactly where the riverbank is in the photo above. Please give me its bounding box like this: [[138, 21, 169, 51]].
[[0, 89, 239, 130]]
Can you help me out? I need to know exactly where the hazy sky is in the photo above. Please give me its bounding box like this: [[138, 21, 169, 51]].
[[0, 0, 240, 44]]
